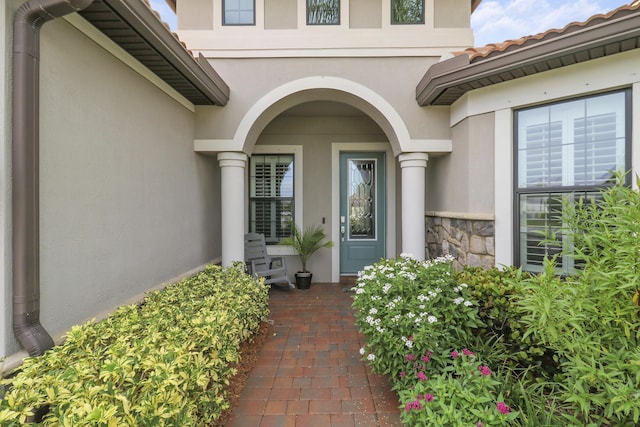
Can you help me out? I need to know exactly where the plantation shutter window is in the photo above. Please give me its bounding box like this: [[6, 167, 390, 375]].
[[249, 154, 294, 244], [223, 0, 255, 25], [515, 90, 629, 273]]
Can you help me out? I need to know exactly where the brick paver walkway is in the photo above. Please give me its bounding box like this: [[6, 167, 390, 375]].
[[226, 282, 402, 427]]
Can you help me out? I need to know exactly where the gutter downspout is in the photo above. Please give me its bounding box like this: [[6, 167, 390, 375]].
[[13, 0, 93, 357]]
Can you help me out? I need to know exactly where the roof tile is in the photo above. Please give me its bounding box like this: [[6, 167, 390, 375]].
[[458, 1, 640, 62]]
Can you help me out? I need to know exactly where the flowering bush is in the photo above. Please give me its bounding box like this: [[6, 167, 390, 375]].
[[397, 349, 519, 426], [352, 254, 483, 378]]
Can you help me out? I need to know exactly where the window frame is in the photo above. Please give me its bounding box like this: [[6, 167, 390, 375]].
[[249, 153, 295, 244], [222, 0, 256, 26], [513, 89, 632, 273], [306, 0, 340, 26], [390, 0, 425, 25]]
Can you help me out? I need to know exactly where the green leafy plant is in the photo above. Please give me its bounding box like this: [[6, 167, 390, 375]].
[[514, 173, 640, 425], [352, 254, 483, 378], [279, 221, 333, 273], [458, 266, 557, 378], [398, 349, 519, 426], [0, 263, 269, 426]]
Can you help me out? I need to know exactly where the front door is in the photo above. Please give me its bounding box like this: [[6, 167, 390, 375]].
[[339, 152, 385, 274]]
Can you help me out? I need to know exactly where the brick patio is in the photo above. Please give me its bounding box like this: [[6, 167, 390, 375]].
[[225, 282, 402, 427]]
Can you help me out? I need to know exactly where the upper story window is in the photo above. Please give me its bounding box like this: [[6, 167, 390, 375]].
[[223, 0, 255, 25], [391, 0, 424, 24], [307, 0, 340, 25], [515, 90, 630, 274], [249, 154, 295, 244]]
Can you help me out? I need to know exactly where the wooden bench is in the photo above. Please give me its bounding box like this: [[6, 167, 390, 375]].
[[244, 233, 295, 289]]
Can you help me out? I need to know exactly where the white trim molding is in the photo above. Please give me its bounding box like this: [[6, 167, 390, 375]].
[[494, 109, 513, 269]]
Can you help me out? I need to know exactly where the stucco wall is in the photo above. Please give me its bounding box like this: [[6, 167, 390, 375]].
[[195, 57, 449, 144], [256, 113, 388, 281], [350, 0, 382, 28], [434, 0, 470, 28], [265, 0, 298, 29], [178, 0, 214, 30], [5, 19, 221, 351], [426, 112, 495, 214]]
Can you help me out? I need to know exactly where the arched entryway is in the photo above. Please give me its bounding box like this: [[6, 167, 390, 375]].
[[198, 77, 433, 278]]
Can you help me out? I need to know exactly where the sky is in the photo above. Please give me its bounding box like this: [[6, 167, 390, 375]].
[[148, 0, 630, 47]]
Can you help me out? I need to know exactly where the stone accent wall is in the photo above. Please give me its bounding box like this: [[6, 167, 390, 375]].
[[426, 215, 495, 270]]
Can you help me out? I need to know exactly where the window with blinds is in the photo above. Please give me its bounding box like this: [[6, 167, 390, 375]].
[[249, 154, 294, 244], [223, 0, 255, 25], [515, 90, 629, 273]]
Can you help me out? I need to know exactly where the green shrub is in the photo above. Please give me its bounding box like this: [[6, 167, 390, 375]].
[[398, 349, 519, 427], [352, 254, 484, 378], [515, 174, 640, 425], [458, 267, 557, 378], [0, 263, 269, 426]]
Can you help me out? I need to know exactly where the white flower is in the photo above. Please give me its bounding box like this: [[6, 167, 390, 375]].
[[382, 283, 392, 294], [355, 288, 365, 295], [407, 312, 415, 318], [367, 353, 376, 361], [419, 304, 425, 310], [359, 347, 365, 355], [428, 315, 438, 323], [405, 340, 414, 349], [463, 300, 474, 307], [400, 253, 415, 259], [386, 301, 396, 309], [453, 297, 464, 305], [369, 308, 378, 315], [459, 283, 468, 289], [376, 326, 385, 333]]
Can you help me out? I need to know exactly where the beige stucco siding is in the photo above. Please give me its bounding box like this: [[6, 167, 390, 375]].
[[426, 112, 495, 214], [434, 0, 471, 28], [265, 0, 298, 29], [350, 0, 382, 28], [36, 20, 220, 342], [195, 57, 449, 143], [178, 0, 214, 30]]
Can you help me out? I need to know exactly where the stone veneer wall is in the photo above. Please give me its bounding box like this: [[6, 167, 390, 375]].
[[425, 213, 495, 270]]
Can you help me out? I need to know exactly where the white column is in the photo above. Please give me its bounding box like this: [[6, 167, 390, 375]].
[[399, 153, 429, 261], [218, 152, 248, 267]]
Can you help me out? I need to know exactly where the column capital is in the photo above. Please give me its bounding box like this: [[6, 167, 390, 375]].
[[398, 152, 429, 168], [217, 152, 248, 168]]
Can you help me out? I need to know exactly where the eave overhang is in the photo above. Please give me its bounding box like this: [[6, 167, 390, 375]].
[[416, 5, 640, 106], [79, 0, 229, 106]]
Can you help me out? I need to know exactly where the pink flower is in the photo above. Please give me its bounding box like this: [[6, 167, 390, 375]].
[[417, 371, 427, 381], [421, 354, 431, 363], [424, 393, 434, 402], [462, 348, 474, 356], [478, 365, 492, 376], [451, 351, 460, 359], [476, 423, 484, 427], [399, 371, 406, 378], [405, 354, 415, 362], [404, 399, 423, 412], [496, 402, 511, 415]]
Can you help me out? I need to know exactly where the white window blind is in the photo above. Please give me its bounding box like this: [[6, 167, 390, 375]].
[[516, 91, 628, 273], [249, 154, 294, 244]]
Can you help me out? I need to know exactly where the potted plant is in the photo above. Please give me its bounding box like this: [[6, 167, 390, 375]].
[[280, 221, 333, 289]]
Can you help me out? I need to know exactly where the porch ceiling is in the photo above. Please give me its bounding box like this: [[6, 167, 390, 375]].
[[78, 0, 229, 106]]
